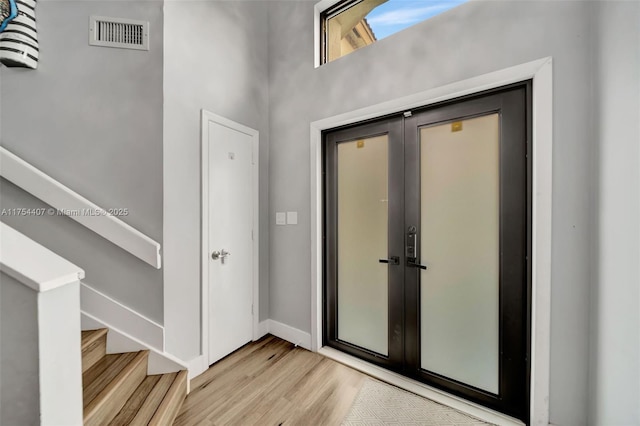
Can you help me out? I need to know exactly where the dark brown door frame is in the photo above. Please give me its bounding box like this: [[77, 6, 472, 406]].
[[323, 117, 405, 369], [322, 82, 532, 423], [404, 84, 531, 421]]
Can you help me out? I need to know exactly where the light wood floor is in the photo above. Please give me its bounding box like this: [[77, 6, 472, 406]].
[[174, 335, 366, 426]]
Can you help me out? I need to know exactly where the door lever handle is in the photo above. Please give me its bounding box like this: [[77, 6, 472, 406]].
[[212, 249, 231, 263], [407, 258, 427, 270], [379, 256, 400, 265]]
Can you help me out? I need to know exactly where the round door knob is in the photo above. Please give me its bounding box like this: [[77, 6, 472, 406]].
[[211, 251, 221, 260]]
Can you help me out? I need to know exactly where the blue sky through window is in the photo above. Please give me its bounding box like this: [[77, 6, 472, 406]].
[[366, 0, 467, 40]]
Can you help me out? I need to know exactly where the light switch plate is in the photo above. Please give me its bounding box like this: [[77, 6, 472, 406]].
[[287, 211, 298, 225], [276, 212, 286, 225]]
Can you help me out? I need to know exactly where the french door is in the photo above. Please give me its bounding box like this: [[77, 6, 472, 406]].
[[323, 84, 531, 422]]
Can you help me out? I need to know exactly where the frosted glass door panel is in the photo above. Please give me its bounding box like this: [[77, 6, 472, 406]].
[[337, 135, 389, 356], [420, 114, 499, 393]]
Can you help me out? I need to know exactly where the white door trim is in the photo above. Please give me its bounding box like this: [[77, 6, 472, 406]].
[[201, 110, 260, 370], [309, 57, 553, 426]]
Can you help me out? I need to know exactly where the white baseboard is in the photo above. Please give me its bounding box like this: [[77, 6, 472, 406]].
[[187, 355, 208, 381], [80, 282, 163, 351], [267, 319, 311, 350], [81, 312, 188, 381], [255, 320, 269, 340]]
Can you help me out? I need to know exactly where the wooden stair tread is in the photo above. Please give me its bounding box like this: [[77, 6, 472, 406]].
[[129, 372, 178, 425], [81, 328, 108, 351], [108, 375, 161, 425], [149, 370, 188, 425], [83, 353, 121, 389], [84, 350, 149, 426], [83, 352, 138, 407], [79, 328, 188, 426], [82, 328, 108, 373]]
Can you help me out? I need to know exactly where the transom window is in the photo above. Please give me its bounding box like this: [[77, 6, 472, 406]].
[[320, 0, 466, 64]]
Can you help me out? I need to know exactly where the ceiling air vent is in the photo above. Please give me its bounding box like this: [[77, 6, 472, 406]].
[[89, 16, 149, 51]]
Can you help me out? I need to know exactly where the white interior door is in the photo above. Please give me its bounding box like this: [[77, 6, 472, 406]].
[[207, 118, 255, 366]]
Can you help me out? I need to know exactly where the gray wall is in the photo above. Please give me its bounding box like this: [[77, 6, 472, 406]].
[[163, 0, 270, 361], [589, 2, 640, 424], [0, 272, 40, 426], [1, 1, 637, 423], [267, 1, 594, 424], [0, 1, 164, 322]]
